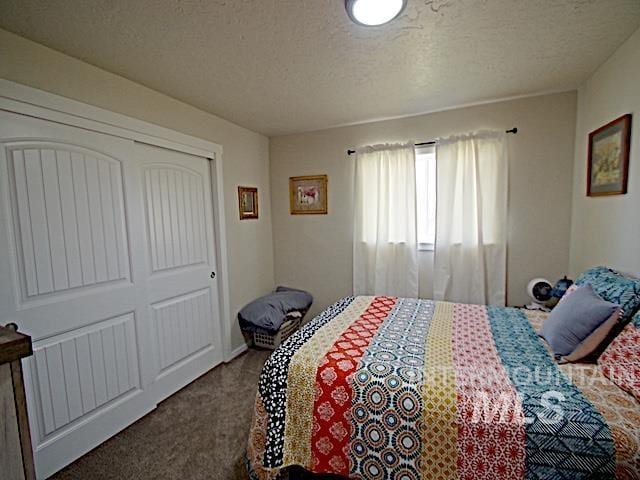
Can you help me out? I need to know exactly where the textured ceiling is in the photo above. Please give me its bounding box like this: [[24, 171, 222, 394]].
[[1, 0, 640, 136]]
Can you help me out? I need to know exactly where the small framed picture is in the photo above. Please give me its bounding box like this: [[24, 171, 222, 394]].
[[289, 175, 328, 215], [587, 114, 632, 196], [238, 186, 258, 220]]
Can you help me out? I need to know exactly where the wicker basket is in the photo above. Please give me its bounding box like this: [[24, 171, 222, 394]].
[[252, 313, 304, 350]]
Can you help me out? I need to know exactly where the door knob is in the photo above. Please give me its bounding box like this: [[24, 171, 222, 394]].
[[210, 271, 216, 279]]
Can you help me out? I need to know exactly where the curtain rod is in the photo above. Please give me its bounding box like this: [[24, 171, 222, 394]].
[[346, 127, 518, 156]]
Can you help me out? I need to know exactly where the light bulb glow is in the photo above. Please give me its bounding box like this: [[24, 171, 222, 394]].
[[346, 0, 406, 26]]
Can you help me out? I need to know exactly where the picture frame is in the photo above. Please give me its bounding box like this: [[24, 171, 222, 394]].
[[289, 175, 328, 215], [587, 113, 632, 196], [238, 186, 258, 220]]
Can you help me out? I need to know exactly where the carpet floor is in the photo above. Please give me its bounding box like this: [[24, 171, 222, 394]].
[[53, 349, 271, 480]]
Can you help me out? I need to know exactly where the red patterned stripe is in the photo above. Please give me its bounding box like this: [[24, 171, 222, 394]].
[[309, 296, 396, 476], [452, 304, 526, 479]]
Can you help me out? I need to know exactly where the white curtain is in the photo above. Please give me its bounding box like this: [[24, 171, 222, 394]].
[[353, 143, 419, 297], [433, 131, 508, 306]]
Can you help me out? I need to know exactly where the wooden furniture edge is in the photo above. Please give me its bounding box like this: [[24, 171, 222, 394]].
[[0, 325, 32, 365], [1, 324, 35, 479], [11, 360, 36, 480]]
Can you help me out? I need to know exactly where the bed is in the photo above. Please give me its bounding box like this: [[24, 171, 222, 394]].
[[247, 295, 640, 479]]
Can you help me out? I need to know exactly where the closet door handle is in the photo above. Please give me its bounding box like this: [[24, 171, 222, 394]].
[[210, 271, 216, 279]]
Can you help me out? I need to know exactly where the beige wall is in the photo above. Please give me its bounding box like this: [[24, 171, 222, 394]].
[[569, 27, 640, 278], [0, 29, 274, 352], [271, 92, 577, 314]]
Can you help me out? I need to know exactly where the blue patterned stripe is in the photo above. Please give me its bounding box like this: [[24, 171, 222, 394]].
[[258, 296, 355, 468], [349, 298, 434, 479], [488, 306, 615, 479]]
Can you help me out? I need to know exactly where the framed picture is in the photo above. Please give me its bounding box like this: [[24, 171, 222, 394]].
[[289, 175, 328, 215], [587, 114, 632, 196], [238, 186, 258, 220]]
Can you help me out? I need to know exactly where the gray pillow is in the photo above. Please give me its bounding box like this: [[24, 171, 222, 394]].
[[238, 288, 313, 334], [539, 283, 620, 358]]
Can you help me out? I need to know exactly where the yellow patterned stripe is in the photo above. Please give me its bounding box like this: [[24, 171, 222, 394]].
[[420, 301, 458, 479], [282, 296, 374, 468], [247, 396, 279, 480]]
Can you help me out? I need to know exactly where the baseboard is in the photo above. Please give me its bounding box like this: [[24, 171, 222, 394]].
[[225, 343, 248, 362]]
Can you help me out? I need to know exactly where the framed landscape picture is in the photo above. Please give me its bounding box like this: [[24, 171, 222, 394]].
[[587, 114, 632, 196], [289, 175, 328, 215], [238, 186, 258, 220]]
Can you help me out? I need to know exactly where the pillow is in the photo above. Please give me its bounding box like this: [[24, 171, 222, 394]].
[[560, 308, 621, 362], [575, 266, 640, 322], [552, 282, 624, 362], [539, 284, 621, 359], [598, 320, 640, 402]]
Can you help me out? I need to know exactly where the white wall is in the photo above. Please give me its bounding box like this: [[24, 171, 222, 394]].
[[270, 92, 577, 315], [0, 29, 274, 352], [569, 27, 640, 277]]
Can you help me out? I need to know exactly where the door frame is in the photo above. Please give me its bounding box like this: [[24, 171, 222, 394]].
[[0, 79, 234, 362]]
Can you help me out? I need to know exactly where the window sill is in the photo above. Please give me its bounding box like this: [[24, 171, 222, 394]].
[[418, 243, 434, 252]]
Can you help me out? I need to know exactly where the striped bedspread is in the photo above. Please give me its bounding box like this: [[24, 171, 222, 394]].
[[247, 296, 622, 479]]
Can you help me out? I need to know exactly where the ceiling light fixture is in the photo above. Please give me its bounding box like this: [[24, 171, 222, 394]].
[[346, 0, 407, 27]]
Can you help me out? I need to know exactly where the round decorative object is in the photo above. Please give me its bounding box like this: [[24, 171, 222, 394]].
[[345, 0, 407, 26], [526, 278, 553, 310], [528, 278, 552, 302]]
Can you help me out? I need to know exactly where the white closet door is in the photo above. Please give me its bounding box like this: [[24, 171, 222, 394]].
[[136, 143, 223, 400], [0, 111, 223, 479], [0, 110, 155, 478]]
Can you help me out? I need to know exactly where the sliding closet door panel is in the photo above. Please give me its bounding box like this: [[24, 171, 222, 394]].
[[9, 146, 130, 302], [144, 166, 208, 272], [136, 142, 223, 401], [151, 289, 214, 372], [0, 110, 154, 479]]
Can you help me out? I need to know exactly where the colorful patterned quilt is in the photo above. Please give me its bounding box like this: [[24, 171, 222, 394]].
[[247, 296, 638, 479]]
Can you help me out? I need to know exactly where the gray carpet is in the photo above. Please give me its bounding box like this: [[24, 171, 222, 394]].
[[53, 349, 271, 480]]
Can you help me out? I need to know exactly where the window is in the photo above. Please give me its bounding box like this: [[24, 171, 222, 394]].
[[415, 145, 436, 250]]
